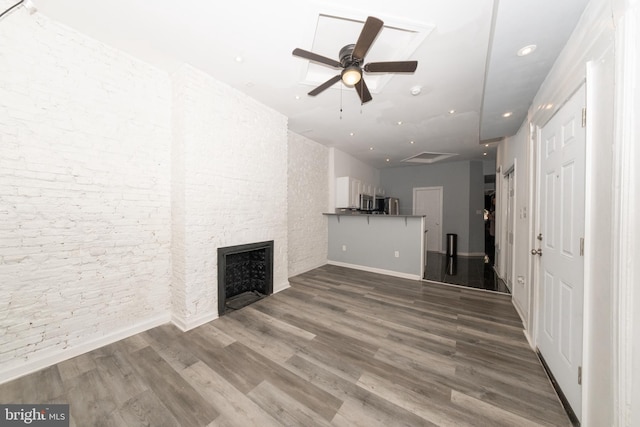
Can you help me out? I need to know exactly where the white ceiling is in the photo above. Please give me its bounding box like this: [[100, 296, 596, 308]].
[[34, 0, 590, 169]]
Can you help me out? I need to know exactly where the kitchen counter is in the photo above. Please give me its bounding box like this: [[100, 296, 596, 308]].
[[324, 213, 426, 280], [324, 213, 425, 217]]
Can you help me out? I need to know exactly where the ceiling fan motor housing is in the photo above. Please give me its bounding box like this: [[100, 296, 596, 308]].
[[339, 44, 358, 67]]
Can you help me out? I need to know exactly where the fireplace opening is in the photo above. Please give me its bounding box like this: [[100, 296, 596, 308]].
[[217, 240, 273, 315]]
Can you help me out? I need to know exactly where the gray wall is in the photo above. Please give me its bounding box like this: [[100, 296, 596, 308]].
[[380, 160, 485, 255], [327, 215, 424, 278]]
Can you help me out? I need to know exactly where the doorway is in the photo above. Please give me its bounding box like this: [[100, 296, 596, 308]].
[[413, 186, 443, 252]]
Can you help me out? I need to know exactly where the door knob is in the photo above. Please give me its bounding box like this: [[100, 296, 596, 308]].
[[531, 248, 542, 256]]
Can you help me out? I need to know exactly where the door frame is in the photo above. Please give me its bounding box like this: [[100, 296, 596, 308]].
[[525, 123, 538, 341], [503, 164, 516, 294], [412, 186, 443, 253]]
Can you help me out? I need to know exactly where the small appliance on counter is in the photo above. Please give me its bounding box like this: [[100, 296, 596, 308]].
[[374, 196, 385, 213], [359, 194, 374, 211], [384, 197, 400, 215]]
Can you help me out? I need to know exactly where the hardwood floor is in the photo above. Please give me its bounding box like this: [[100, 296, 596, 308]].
[[0, 265, 571, 426]]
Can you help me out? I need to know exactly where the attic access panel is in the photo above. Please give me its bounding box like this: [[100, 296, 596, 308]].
[[300, 12, 434, 93], [401, 152, 458, 164]]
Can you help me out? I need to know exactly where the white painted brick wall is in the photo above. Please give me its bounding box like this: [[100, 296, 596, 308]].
[[171, 65, 289, 327], [0, 9, 172, 378], [0, 1, 302, 380], [287, 132, 329, 276]]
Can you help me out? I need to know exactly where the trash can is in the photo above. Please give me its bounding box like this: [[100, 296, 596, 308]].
[[446, 233, 457, 257]]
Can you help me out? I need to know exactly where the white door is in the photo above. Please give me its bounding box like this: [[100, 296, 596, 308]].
[[413, 187, 443, 252], [536, 85, 585, 420]]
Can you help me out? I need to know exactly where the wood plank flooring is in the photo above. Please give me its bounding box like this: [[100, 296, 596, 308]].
[[0, 265, 571, 426]]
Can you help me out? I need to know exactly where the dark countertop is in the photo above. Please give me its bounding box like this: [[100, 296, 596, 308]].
[[323, 213, 425, 218]]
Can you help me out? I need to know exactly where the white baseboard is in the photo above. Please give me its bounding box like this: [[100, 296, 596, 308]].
[[273, 280, 291, 294], [171, 310, 218, 332], [327, 261, 421, 281], [288, 261, 327, 278], [522, 328, 535, 350], [0, 313, 171, 385], [511, 295, 535, 350], [172, 282, 290, 332]]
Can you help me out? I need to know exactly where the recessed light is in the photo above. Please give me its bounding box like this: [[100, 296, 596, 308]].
[[294, 95, 300, 100], [483, 152, 488, 156], [349, 132, 355, 136], [485, 144, 489, 147], [502, 112, 513, 118], [235, 55, 244, 63], [449, 109, 456, 114], [517, 44, 537, 57], [410, 140, 415, 144], [410, 86, 422, 96], [397, 121, 403, 125], [545, 103, 554, 110], [386, 158, 390, 162], [369, 147, 374, 151]]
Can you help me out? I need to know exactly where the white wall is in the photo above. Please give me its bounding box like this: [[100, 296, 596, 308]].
[[0, 4, 291, 382], [287, 131, 329, 277], [610, 2, 640, 425], [494, 0, 634, 424], [495, 121, 530, 324], [0, 8, 172, 382], [170, 64, 289, 330]]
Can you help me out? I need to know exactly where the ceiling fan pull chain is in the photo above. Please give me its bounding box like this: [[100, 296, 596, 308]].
[[340, 82, 343, 119]]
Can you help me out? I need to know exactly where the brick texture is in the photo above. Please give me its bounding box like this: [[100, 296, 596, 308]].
[[287, 132, 329, 276], [0, 8, 172, 373], [0, 2, 300, 381], [170, 65, 289, 327]]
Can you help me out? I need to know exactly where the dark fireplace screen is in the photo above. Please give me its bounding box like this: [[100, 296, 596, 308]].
[[217, 241, 273, 315]]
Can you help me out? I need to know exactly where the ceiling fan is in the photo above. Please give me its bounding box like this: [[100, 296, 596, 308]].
[[292, 16, 418, 104]]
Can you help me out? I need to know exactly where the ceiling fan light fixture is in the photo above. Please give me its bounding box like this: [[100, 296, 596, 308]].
[[341, 66, 362, 86]]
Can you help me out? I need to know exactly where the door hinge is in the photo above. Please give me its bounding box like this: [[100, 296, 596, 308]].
[[581, 108, 587, 128], [580, 238, 584, 256], [578, 366, 582, 385]]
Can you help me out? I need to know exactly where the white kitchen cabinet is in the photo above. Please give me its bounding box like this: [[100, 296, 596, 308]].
[[350, 179, 362, 206], [336, 176, 362, 208]]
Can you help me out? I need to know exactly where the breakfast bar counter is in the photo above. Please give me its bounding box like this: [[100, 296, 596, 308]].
[[324, 213, 426, 280]]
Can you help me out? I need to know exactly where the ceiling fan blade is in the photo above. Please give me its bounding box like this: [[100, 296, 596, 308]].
[[354, 78, 372, 104], [292, 48, 342, 68], [352, 16, 384, 61], [308, 75, 342, 96], [364, 61, 418, 73]]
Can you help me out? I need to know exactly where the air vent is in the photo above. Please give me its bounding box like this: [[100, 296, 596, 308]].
[[401, 152, 457, 164]]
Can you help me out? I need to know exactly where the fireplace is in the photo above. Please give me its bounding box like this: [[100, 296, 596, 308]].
[[217, 240, 274, 315]]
